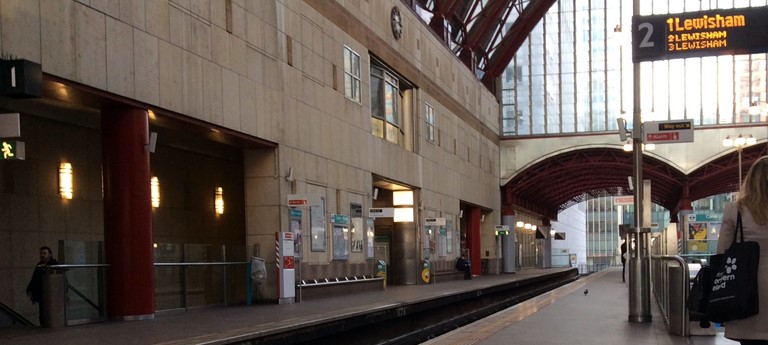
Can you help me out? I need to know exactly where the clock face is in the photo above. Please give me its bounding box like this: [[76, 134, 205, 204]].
[[391, 6, 403, 39]]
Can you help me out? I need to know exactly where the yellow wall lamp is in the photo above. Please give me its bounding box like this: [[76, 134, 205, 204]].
[[59, 162, 73, 199]]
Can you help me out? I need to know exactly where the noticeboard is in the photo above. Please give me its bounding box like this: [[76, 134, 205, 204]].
[[632, 6, 768, 62]]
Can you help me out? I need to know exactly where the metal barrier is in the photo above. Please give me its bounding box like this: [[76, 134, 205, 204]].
[[154, 261, 249, 311], [48, 264, 109, 326], [650, 255, 689, 336], [46, 261, 250, 325]]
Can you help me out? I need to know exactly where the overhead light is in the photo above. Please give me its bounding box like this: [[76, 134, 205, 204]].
[[524, 223, 531, 230], [215, 187, 224, 215], [516, 221, 524, 228], [59, 162, 73, 199], [722, 135, 733, 147], [531, 225, 537, 231], [394, 207, 414, 222], [746, 134, 757, 146], [623, 140, 632, 152], [393, 190, 414, 206], [550, 229, 556, 236], [734, 134, 746, 147]]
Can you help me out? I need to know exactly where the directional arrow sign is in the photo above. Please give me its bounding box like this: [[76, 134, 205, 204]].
[[643, 119, 693, 144]]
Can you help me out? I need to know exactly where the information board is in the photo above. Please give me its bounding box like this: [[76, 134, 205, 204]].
[[632, 6, 768, 62]]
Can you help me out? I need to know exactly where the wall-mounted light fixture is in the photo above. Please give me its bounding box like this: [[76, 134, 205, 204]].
[[550, 229, 556, 236], [393, 207, 414, 222], [392, 190, 414, 206], [524, 223, 531, 230], [516, 221, 524, 228], [215, 187, 224, 215], [390, 190, 414, 222], [59, 162, 73, 199], [150, 176, 160, 208]]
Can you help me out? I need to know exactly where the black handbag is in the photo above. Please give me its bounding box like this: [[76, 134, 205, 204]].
[[687, 264, 712, 319], [706, 211, 760, 323]]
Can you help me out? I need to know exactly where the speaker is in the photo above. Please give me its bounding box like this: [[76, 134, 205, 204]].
[[147, 132, 158, 153]]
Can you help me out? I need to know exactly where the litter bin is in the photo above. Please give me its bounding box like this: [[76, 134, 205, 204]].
[[41, 269, 66, 328]]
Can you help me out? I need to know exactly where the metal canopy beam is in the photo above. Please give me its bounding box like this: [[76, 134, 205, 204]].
[[481, 0, 555, 89]]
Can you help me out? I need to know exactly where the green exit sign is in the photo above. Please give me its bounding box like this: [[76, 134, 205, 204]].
[[495, 230, 509, 236], [1, 140, 25, 160]]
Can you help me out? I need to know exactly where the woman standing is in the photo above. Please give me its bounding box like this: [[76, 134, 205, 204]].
[[718, 157, 768, 344]]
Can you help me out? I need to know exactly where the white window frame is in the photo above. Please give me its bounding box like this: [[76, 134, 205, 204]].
[[425, 102, 435, 143], [343, 46, 361, 103]]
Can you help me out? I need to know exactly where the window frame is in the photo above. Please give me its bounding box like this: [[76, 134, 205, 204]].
[[370, 64, 403, 144], [425, 102, 435, 143], [343, 45, 361, 103]]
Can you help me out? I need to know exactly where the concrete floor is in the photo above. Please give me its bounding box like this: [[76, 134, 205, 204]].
[[423, 268, 737, 345]]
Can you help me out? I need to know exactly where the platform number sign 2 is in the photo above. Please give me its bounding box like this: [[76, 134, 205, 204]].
[[632, 16, 665, 62], [637, 23, 655, 48]]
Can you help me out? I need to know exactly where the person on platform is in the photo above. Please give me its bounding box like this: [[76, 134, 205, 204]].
[[620, 239, 628, 283], [26, 246, 59, 325], [717, 157, 768, 344], [456, 254, 472, 280]]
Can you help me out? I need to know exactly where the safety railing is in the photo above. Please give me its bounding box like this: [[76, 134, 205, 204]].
[[650, 255, 689, 336], [154, 261, 249, 312], [44, 261, 251, 325], [48, 263, 109, 326]]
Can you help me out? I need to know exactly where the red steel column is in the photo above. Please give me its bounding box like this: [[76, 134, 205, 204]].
[[102, 107, 154, 320]]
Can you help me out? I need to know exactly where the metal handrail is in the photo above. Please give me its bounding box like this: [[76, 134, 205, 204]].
[[154, 261, 248, 266], [651, 255, 689, 336], [48, 264, 110, 268]]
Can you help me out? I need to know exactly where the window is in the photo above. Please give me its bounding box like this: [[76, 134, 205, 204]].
[[425, 102, 435, 142], [369, 56, 414, 150], [343, 46, 361, 102], [371, 64, 403, 144]]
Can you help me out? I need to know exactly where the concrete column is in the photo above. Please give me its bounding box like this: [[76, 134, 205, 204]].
[[501, 188, 517, 273], [468, 208, 482, 276], [392, 221, 417, 285], [102, 107, 154, 320], [540, 225, 552, 268], [501, 216, 516, 273]]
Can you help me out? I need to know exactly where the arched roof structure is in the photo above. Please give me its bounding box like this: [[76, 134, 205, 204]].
[[505, 144, 768, 220], [409, 0, 768, 220], [411, 0, 556, 91]]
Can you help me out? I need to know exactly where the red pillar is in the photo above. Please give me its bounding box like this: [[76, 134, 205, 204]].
[[102, 107, 154, 320], [468, 207, 482, 276]]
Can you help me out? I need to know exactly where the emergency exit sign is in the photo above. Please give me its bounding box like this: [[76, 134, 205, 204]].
[[1, 140, 24, 160]]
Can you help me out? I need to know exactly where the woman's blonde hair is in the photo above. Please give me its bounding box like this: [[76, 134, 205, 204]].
[[738, 156, 768, 225]]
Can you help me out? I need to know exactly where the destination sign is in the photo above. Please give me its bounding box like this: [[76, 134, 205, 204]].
[[632, 6, 768, 62]]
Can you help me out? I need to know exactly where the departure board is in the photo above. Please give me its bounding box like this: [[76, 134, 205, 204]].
[[632, 6, 768, 62]]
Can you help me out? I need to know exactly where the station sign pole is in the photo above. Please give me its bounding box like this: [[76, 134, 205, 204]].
[[629, 0, 652, 323]]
